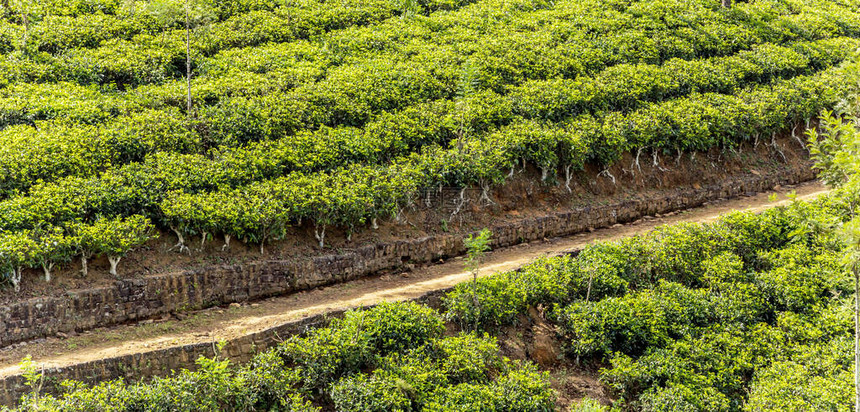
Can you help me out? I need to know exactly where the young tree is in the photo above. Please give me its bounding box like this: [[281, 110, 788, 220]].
[[143, 0, 214, 118], [183, 0, 214, 119], [808, 107, 860, 411], [843, 218, 860, 412], [464, 228, 492, 331], [8, 0, 38, 54]]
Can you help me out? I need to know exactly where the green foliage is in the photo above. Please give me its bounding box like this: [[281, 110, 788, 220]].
[[569, 398, 609, 412], [14, 300, 554, 412], [445, 188, 860, 409], [559, 281, 713, 357], [422, 361, 555, 412], [330, 334, 503, 411], [445, 255, 629, 329], [745, 338, 854, 411], [808, 110, 860, 187], [465, 229, 492, 273], [72, 215, 155, 259], [279, 301, 444, 391], [1, 0, 859, 300]]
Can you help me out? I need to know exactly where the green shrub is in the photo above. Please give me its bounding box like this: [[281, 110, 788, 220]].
[[558, 281, 713, 357], [745, 338, 853, 412], [422, 362, 555, 412], [569, 398, 609, 412], [279, 301, 443, 391]]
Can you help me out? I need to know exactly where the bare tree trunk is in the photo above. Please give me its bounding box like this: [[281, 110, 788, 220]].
[[21, 11, 29, 52], [315, 225, 326, 249], [81, 256, 88, 277], [10, 267, 21, 293], [853, 211, 860, 412], [472, 271, 480, 332], [721, 0, 732, 8], [108, 256, 122, 278], [185, 1, 192, 120], [42, 263, 54, 283]]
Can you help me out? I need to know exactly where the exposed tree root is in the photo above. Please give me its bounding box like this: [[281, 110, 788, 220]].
[[598, 169, 616, 185]]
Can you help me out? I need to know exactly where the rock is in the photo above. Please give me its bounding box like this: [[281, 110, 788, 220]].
[[773, 185, 782, 191], [229, 303, 241, 309], [528, 308, 559, 368], [611, 223, 623, 228], [57, 332, 68, 339]]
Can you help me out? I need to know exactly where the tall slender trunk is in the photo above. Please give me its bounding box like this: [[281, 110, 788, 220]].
[[472, 270, 480, 332], [854, 264, 860, 412], [21, 12, 28, 52], [185, 1, 192, 120]]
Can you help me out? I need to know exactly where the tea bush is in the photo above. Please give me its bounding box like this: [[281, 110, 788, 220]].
[[9, 301, 555, 411], [3, 0, 860, 289], [446, 190, 860, 410]]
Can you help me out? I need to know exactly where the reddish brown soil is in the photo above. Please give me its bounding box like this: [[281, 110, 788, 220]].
[[0, 181, 826, 381], [1, 134, 810, 305]]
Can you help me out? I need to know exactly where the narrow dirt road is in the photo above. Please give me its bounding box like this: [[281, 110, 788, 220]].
[[0, 181, 828, 378]]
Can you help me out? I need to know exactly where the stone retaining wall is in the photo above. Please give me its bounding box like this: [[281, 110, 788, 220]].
[[0, 165, 815, 350], [0, 289, 453, 406], [0, 163, 817, 406]]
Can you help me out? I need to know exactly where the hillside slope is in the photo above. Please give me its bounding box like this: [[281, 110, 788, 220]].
[[1, 0, 859, 293]]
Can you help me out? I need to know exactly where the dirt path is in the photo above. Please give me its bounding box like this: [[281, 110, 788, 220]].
[[0, 181, 828, 378]]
